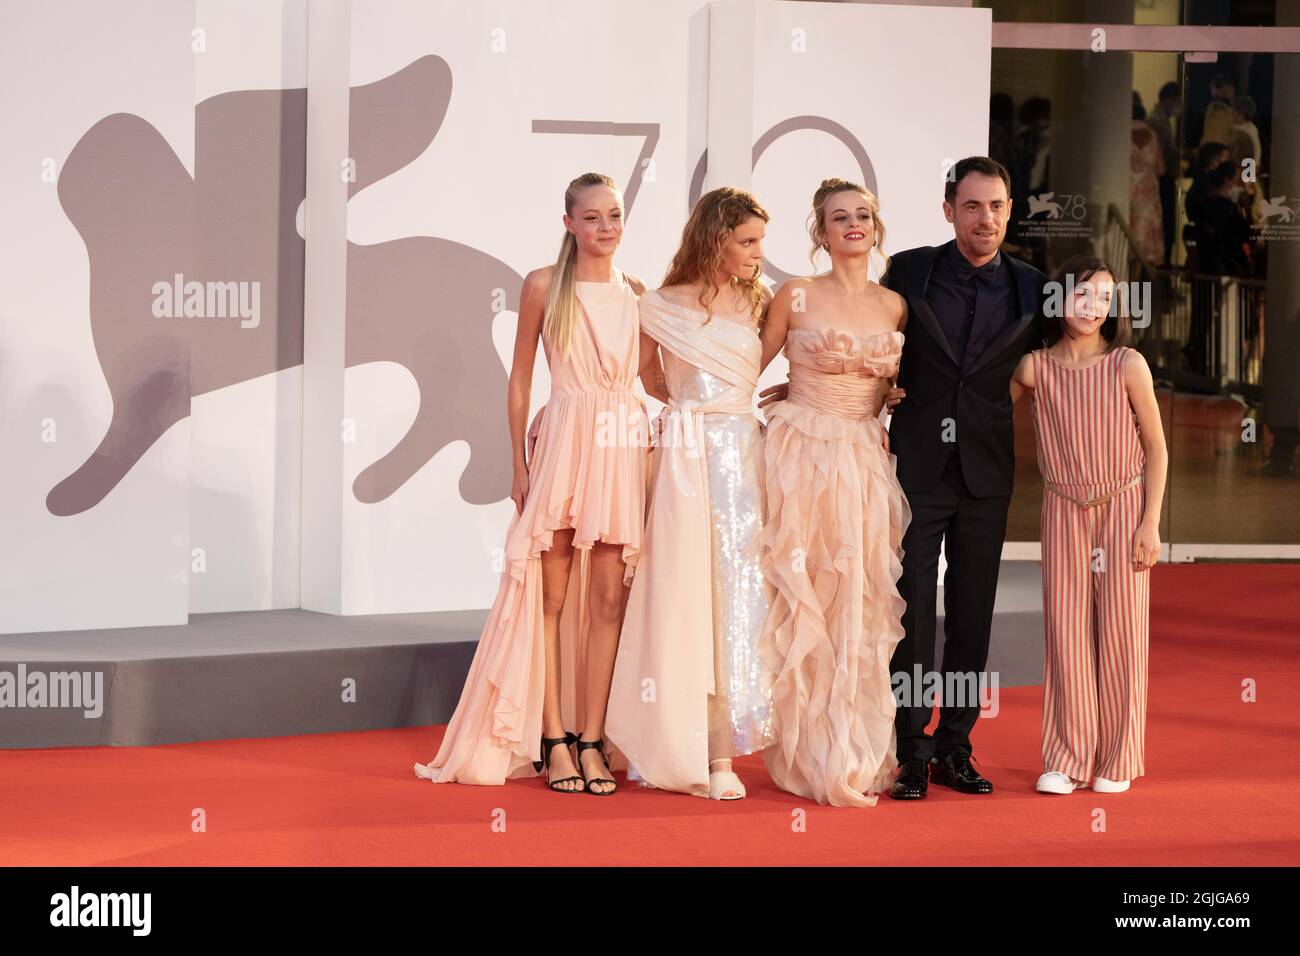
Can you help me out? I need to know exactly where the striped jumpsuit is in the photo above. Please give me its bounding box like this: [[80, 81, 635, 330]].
[[1030, 347, 1148, 784]]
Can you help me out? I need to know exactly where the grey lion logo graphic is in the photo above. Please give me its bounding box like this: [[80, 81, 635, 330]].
[[49, 55, 519, 516], [1260, 196, 1298, 223], [1027, 192, 1064, 219]]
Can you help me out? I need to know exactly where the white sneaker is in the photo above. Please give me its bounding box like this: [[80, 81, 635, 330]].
[[1036, 771, 1082, 794], [1092, 776, 1130, 793]]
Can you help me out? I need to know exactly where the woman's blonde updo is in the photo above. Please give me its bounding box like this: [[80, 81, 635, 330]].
[[807, 177, 888, 273]]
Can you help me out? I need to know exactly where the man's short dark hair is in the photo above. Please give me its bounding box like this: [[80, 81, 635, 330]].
[[1158, 81, 1180, 102], [945, 156, 1012, 205]]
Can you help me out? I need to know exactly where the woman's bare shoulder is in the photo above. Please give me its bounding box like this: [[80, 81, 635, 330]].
[[874, 281, 905, 315], [774, 276, 817, 300], [522, 265, 555, 296]]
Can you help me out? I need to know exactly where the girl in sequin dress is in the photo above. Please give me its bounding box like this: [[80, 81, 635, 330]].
[[606, 188, 776, 800]]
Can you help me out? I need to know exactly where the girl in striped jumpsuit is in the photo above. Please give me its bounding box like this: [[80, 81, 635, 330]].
[[1011, 254, 1168, 794]]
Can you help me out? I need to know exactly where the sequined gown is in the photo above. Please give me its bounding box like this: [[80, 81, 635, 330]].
[[759, 327, 910, 807], [606, 290, 775, 797]]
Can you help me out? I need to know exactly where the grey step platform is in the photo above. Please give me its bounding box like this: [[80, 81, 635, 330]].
[[0, 563, 1045, 749]]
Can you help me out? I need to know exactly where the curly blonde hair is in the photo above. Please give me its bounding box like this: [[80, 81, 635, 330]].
[[662, 187, 770, 324], [807, 177, 888, 274]]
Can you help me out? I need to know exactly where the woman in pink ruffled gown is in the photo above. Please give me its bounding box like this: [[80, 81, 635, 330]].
[[755, 178, 911, 807], [413, 173, 665, 794]]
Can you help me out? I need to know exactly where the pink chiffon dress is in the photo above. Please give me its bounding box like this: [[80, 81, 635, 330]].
[[758, 327, 910, 806], [414, 272, 650, 785]]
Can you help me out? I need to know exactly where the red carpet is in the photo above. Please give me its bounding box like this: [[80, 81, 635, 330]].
[[3, 564, 1297, 866]]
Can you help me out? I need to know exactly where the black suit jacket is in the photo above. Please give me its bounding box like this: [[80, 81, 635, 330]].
[[882, 241, 1047, 498]]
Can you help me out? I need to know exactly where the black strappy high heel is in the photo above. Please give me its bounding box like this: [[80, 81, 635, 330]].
[[575, 737, 617, 796], [534, 732, 582, 793]]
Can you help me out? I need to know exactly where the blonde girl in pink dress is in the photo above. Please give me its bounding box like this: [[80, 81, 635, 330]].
[[413, 173, 666, 794], [756, 178, 910, 807]]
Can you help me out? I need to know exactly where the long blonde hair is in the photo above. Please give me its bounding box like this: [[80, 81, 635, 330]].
[[544, 172, 620, 357], [807, 177, 889, 274], [661, 187, 770, 324], [1201, 100, 1236, 147]]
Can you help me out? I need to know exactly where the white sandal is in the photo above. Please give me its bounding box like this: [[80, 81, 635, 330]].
[[708, 769, 746, 800]]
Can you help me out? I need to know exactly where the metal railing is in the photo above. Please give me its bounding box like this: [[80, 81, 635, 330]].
[[1104, 204, 1265, 399]]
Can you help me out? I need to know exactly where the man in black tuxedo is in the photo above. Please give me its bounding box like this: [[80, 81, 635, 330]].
[[882, 156, 1047, 799]]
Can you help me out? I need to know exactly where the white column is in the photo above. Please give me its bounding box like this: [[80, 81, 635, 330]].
[[300, 0, 351, 613]]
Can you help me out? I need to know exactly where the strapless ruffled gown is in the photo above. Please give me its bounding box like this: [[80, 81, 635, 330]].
[[758, 327, 910, 806], [413, 275, 650, 785]]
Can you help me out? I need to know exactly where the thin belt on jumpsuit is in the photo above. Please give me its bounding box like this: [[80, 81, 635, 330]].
[[1043, 474, 1143, 509]]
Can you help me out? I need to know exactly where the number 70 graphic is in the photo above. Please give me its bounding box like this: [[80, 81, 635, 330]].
[[532, 115, 876, 283]]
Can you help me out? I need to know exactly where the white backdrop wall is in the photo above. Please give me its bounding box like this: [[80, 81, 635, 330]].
[[723, 0, 992, 274], [327, 0, 714, 614], [1, 1, 310, 634], [190, 0, 308, 615], [1, 1, 197, 633], [1, 0, 990, 634]]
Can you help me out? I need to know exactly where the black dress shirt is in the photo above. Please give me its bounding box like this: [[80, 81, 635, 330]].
[[925, 243, 1015, 367]]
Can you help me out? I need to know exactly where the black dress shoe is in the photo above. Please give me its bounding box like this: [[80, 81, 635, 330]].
[[890, 757, 929, 800], [930, 751, 993, 794]]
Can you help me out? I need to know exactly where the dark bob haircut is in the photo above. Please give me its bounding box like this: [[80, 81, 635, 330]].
[[1039, 253, 1130, 352]]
